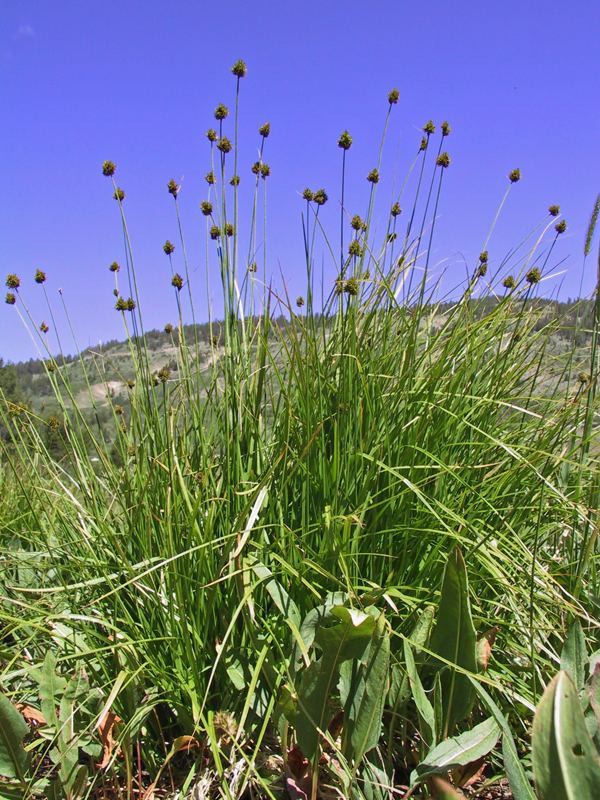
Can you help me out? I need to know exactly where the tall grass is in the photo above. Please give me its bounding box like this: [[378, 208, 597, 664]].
[[1, 62, 599, 798]]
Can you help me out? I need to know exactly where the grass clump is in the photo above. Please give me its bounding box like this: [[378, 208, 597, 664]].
[[0, 62, 599, 799]]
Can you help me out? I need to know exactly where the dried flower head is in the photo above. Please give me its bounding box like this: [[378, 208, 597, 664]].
[[35, 269, 47, 284], [391, 202, 401, 217], [210, 225, 221, 240], [578, 371, 591, 384], [206, 128, 218, 142], [126, 379, 135, 389], [125, 298, 136, 311], [387, 232, 397, 243], [46, 363, 55, 373], [211, 335, 219, 346], [200, 200, 213, 216], [441, 121, 451, 136], [164, 323, 173, 334], [48, 415, 60, 430], [5, 292, 16, 305], [338, 130, 353, 150], [476, 263, 488, 277], [230, 175, 240, 186], [348, 239, 363, 257], [102, 160, 116, 177], [351, 214, 365, 231], [302, 188, 314, 202], [419, 136, 428, 151], [225, 223, 235, 237], [479, 251, 489, 263], [508, 168, 521, 183], [555, 220, 567, 234], [313, 188, 328, 206], [157, 366, 171, 383], [423, 120, 436, 135], [436, 152, 451, 168], [217, 137, 232, 154], [251, 161, 261, 175], [205, 171, 216, 185], [367, 168, 380, 184], [115, 404, 124, 415], [113, 288, 119, 296], [214, 103, 229, 120], [167, 179, 180, 197], [259, 122, 271, 138], [502, 275, 516, 289], [113, 187, 125, 201], [526, 267, 541, 284], [231, 59, 247, 78], [548, 204, 560, 217], [115, 296, 127, 311], [6, 274, 20, 289], [296, 296, 305, 307], [171, 273, 184, 290], [248, 262, 257, 273], [388, 88, 400, 105], [260, 163, 270, 179], [163, 240, 175, 255], [109, 261, 120, 272]]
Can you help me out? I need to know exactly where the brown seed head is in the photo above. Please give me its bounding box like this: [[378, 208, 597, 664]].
[[102, 160, 116, 177], [555, 220, 567, 234], [231, 59, 247, 78], [391, 202, 401, 217], [526, 267, 541, 284], [344, 277, 359, 296], [35, 269, 47, 284], [206, 128, 218, 142], [113, 187, 125, 201], [508, 168, 521, 183], [313, 188, 328, 206], [503, 275, 516, 289], [230, 175, 240, 186], [479, 251, 488, 263], [388, 88, 400, 104], [205, 171, 216, 185], [171, 273, 184, 290], [201, 201, 213, 216], [419, 136, 428, 151], [6, 274, 20, 289], [210, 225, 220, 240], [260, 163, 270, 179], [436, 152, 451, 168], [423, 120, 436, 135], [217, 137, 232, 154], [167, 179, 180, 197], [214, 103, 229, 120], [164, 323, 173, 334], [259, 122, 271, 138], [109, 261, 120, 272], [348, 239, 363, 257], [163, 240, 175, 255], [367, 168, 380, 184], [5, 292, 16, 305], [225, 223, 235, 237], [302, 188, 314, 201], [157, 366, 171, 383], [351, 214, 365, 231], [548, 204, 560, 217], [338, 130, 353, 150], [441, 121, 451, 136], [296, 296, 305, 307]]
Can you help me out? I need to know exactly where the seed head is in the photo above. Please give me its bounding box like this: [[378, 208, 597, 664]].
[[387, 232, 397, 243], [548, 204, 560, 217], [578, 371, 591, 384], [367, 168, 380, 184], [344, 277, 359, 296], [214, 104, 229, 120], [479, 251, 488, 263], [230, 175, 240, 186], [126, 379, 135, 389], [555, 220, 567, 235], [115, 296, 127, 311], [205, 171, 216, 185], [201, 201, 213, 216], [260, 163, 270, 179], [391, 202, 401, 217], [436, 152, 451, 168], [508, 168, 521, 183], [167, 179, 180, 197], [476, 263, 488, 277], [351, 215, 365, 231], [251, 161, 261, 175], [5, 292, 16, 305], [348, 239, 363, 257], [338, 130, 353, 150], [47, 363, 55, 374], [126, 298, 136, 311], [248, 262, 257, 273], [526, 267, 541, 284], [113, 288, 119, 296], [211, 335, 219, 346], [115, 404, 124, 415], [40, 322, 49, 334], [296, 296, 305, 307], [388, 88, 400, 105], [441, 121, 451, 136], [210, 225, 221, 240], [503, 275, 516, 289], [102, 160, 116, 177], [423, 120, 436, 135], [313, 188, 328, 206], [217, 137, 232, 154], [109, 261, 120, 272], [157, 366, 171, 383], [231, 59, 247, 78], [206, 128, 218, 142], [419, 136, 428, 151], [5, 274, 20, 289], [163, 240, 175, 255], [164, 323, 173, 334], [259, 122, 271, 138], [225, 223, 235, 237], [35, 269, 47, 284], [171, 273, 184, 290], [302, 188, 314, 202], [113, 187, 125, 201]]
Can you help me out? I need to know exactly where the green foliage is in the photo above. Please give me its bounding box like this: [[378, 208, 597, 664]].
[[0, 692, 29, 781]]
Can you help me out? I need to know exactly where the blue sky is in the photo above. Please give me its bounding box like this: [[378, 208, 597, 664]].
[[2, 0, 599, 361]]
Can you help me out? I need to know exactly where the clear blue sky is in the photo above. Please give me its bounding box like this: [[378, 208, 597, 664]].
[[2, 0, 599, 362]]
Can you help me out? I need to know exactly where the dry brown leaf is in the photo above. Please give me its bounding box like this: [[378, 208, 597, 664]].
[[16, 703, 46, 726], [96, 709, 122, 769]]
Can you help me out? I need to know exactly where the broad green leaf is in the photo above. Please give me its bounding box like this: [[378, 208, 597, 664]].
[[532, 671, 600, 800], [36, 651, 66, 731], [0, 693, 29, 780], [430, 546, 478, 736], [342, 613, 390, 766], [388, 605, 434, 710], [469, 676, 536, 800], [410, 716, 500, 787], [560, 620, 587, 692], [248, 558, 301, 628], [404, 638, 436, 746], [293, 593, 347, 671]]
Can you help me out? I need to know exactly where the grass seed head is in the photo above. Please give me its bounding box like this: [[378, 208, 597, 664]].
[[201, 201, 213, 216], [230, 175, 240, 186], [302, 188, 314, 201], [388, 88, 400, 104], [338, 130, 353, 150], [260, 163, 271, 179], [423, 120, 436, 135], [109, 261, 120, 272], [102, 160, 116, 176], [164, 323, 173, 334], [436, 152, 451, 168], [171, 273, 184, 290], [157, 366, 171, 383], [348, 239, 363, 257], [344, 277, 359, 295], [526, 267, 541, 284], [296, 296, 305, 307], [125, 298, 136, 311], [217, 137, 232, 154], [167, 179, 180, 197], [251, 161, 261, 175], [419, 136, 428, 151], [248, 262, 257, 272], [479, 251, 489, 263], [503, 275, 516, 289], [6, 274, 20, 289], [548, 204, 560, 217], [214, 103, 229, 120], [555, 220, 567, 234], [206, 128, 218, 142], [225, 223, 235, 237], [391, 202, 401, 217], [441, 120, 451, 136], [313, 188, 328, 205], [259, 122, 270, 138], [509, 168, 521, 183], [5, 292, 16, 305], [231, 59, 247, 78], [367, 168, 380, 184], [351, 214, 365, 231], [163, 240, 175, 255], [205, 171, 216, 185], [34, 269, 47, 284], [113, 187, 125, 201], [210, 225, 220, 240]]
